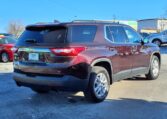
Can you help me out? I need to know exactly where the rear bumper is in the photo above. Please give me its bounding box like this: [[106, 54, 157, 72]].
[[13, 72, 89, 91]]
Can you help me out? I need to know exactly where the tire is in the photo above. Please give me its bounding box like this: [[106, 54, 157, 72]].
[[0, 52, 9, 62], [152, 40, 161, 47], [31, 88, 49, 94], [84, 66, 110, 103], [146, 56, 160, 80]]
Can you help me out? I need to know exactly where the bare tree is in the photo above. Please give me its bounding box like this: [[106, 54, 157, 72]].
[[7, 21, 24, 38]]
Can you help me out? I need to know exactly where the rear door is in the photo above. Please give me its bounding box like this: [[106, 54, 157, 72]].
[[105, 25, 133, 81]]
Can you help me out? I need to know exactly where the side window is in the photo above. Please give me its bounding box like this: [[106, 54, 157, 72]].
[[105, 26, 128, 43], [124, 26, 141, 43], [69, 25, 97, 43], [162, 30, 167, 35]]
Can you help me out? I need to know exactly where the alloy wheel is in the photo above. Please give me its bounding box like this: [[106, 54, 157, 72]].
[[152, 58, 159, 77], [93, 73, 109, 99], [1, 53, 9, 62]]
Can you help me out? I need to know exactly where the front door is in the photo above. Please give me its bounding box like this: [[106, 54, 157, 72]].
[[123, 26, 150, 76]]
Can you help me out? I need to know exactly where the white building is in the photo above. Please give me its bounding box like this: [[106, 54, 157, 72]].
[[138, 18, 167, 33], [103, 20, 138, 30]]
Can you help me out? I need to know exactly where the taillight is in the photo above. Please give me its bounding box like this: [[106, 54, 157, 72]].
[[11, 47, 18, 53], [50, 47, 86, 56]]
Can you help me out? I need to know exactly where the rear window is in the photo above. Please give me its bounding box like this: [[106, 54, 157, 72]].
[[17, 25, 97, 46], [5, 37, 16, 44], [0, 37, 16, 44], [17, 26, 67, 45]]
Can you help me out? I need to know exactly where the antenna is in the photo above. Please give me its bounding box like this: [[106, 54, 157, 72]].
[[113, 14, 117, 22]]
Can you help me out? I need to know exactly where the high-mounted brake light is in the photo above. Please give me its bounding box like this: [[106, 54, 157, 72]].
[[50, 47, 86, 56]]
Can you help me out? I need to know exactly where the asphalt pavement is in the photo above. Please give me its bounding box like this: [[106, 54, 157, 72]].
[[0, 48, 167, 119]]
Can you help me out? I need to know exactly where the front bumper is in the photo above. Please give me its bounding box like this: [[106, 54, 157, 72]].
[[13, 72, 89, 91]]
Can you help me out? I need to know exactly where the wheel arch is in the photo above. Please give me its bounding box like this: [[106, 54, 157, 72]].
[[152, 38, 162, 44], [146, 51, 161, 80], [152, 52, 161, 66], [148, 52, 161, 71], [0, 49, 8, 55], [91, 58, 113, 84]]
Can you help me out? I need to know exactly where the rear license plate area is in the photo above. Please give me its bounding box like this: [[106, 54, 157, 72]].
[[28, 53, 39, 61]]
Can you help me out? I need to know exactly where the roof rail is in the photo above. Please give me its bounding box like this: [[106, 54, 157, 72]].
[[72, 20, 119, 24], [35, 22, 56, 25]]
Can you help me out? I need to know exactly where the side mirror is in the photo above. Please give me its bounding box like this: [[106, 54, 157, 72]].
[[141, 38, 149, 45], [141, 40, 145, 45]]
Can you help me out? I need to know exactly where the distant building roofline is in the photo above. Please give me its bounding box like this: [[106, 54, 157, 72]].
[[138, 18, 167, 22]]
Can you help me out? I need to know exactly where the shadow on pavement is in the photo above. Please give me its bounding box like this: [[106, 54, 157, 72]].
[[3, 92, 167, 119], [125, 76, 151, 81], [103, 98, 167, 119]]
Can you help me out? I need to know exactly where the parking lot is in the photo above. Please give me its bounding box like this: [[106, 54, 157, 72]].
[[0, 48, 167, 119]]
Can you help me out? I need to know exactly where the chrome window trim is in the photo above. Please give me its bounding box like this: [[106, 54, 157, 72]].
[[18, 48, 50, 52], [104, 25, 114, 43]]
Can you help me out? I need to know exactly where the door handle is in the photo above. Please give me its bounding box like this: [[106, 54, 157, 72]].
[[118, 52, 130, 56]]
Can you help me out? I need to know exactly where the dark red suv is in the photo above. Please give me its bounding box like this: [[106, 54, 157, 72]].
[[13, 20, 161, 102]]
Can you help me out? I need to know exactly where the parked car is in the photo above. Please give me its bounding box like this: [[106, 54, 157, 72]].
[[0, 33, 14, 37], [0, 35, 16, 62], [13, 21, 161, 102], [146, 30, 167, 46]]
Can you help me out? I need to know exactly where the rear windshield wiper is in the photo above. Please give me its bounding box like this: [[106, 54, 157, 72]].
[[25, 39, 37, 43]]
